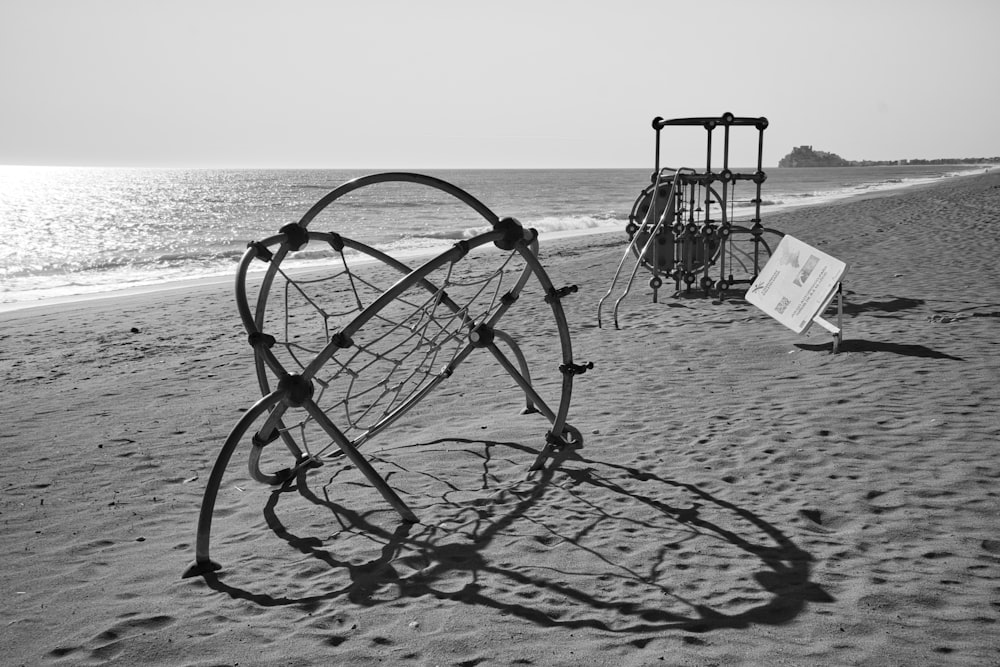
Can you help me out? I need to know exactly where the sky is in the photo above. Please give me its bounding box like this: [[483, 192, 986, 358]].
[[2, 0, 998, 169]]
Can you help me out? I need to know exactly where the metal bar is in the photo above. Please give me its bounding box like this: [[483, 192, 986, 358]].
[[755, 124, 766, 225], [186, 389, 287, 576], [302, 398, 418, 522], [515, 239, 577, 435], [493, 328, 537, 414], [705, 124, 713, 175], [609, 172, 682, 327], [485, 343, 557, 424], [598, 166, 670, 327], [654, 116, 766, 129], [296, 172, 500, 230]]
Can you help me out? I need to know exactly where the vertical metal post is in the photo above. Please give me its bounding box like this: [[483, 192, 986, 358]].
[[705, 123, 713, 175], [654, 125, 662, 176], [722, 122, 731, 214], [834, 282, 844, 353], [755, 122, 766, 226]]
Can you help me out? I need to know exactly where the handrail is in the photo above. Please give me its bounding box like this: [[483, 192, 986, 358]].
[[597, 167, 688, 328]]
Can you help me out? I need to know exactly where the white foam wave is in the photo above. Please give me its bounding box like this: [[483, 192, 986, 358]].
[[422, 214, 622, 242]]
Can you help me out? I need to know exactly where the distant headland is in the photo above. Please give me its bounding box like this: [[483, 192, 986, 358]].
[[778, 145, 1000, 168]]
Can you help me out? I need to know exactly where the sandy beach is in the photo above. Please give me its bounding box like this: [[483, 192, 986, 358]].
[[2, 170, 999, 666]]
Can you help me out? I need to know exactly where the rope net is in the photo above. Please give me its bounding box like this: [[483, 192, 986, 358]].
[[253, 239, 533, 463]]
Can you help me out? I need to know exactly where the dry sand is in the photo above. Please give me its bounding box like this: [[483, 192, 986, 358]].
[[2, 170, 999, 666]]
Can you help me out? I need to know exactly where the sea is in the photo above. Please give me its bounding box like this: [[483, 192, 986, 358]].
[[0, 164, 993, 312]]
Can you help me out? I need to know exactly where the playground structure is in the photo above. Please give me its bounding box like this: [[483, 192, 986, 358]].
[[184, 173, 588, 577], [598, 113, 784, 328]]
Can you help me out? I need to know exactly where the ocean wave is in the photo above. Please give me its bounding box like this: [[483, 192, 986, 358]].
[[1, 247, 247, 280], [855, 178, 905, 190], [732, 199, 782, 208], [420, 213, 623, 241]]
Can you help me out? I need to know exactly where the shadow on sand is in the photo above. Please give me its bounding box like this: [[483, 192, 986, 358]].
[[796, 338, 964, 360], [841, 295, 925, 315], [191, 438, 833, 635]]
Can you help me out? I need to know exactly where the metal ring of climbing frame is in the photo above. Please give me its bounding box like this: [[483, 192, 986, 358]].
[[185, 172, 587, 577]]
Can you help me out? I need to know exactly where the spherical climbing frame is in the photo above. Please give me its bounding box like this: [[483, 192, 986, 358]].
[[184, 172, 588, 577]]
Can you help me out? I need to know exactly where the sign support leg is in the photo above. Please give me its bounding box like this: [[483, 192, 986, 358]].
[[812, 282, 844, 353]]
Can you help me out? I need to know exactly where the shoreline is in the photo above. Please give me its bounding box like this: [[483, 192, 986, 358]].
[[3, 166, 995, 317]]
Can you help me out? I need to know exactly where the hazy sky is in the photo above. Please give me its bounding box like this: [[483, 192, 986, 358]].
[[2, 0, 997, 168]]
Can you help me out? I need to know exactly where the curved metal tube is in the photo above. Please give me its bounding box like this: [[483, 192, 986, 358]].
[[597, 169, 673, 327], [296, 172, 500, 229], [184, 388, 285, 577]]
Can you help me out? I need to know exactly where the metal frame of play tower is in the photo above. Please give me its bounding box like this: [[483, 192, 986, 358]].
[[598, 112, 783, 328]]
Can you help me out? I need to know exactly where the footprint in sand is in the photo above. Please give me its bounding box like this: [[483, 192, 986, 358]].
[[982, 539, 1000, 554], [47, 614, 176, 662]]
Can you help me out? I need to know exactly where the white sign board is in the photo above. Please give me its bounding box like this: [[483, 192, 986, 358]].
[[745, 235, 848, 334]]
